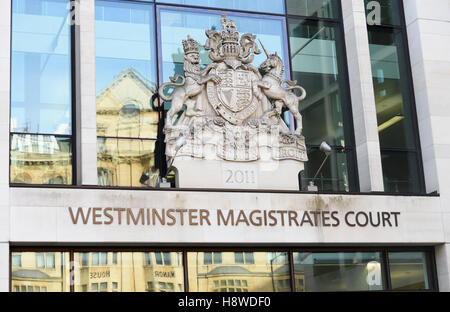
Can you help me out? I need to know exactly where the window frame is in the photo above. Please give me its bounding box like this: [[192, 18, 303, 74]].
[[365, 0, 426, 194], [10, 246, 437, 292], [9, 0, 77, 186]]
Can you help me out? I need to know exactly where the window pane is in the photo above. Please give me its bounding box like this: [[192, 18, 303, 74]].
[[286, 0, 338, 18], [96, 0, 158, 139], [11, 252, 70, 292], [92, 253, 99, 266], [101, 252, 108, 265], [97, 138, 158, 187], [188, 252, 291, 292], [144, 253, 152, 266], [364, 0, 402, 26], [389, 252, 430, 290], [289, 20, 350, 147], [155, 252, 163, 265], [12, 253, 22, 267], [204, 252, 212, 265], [82, 253, 89, 266], [234, 252, 244, 264], [158, 0, 285, 14], [36, 253, 45, 268], [46, 253, 55, 268], [293, 252, 383, 292], [214, 252, 222, 264], [163, 253, 172, 266], [381, 151, 421, 193], [369, 28, 418, 150], [159, 8, 288, 85], [245, 252, 255, 264], [10, 134, 72, 185], [300, 148, 355, 192], [11, 0, 72, 135], [74, 252, 184, 292]]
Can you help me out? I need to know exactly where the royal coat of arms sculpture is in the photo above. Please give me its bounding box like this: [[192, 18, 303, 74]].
[[159, 15, 308, 189]]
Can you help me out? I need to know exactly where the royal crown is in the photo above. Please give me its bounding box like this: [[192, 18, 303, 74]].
[[220, 14, 240, 57], [182, 35, 199, 54]]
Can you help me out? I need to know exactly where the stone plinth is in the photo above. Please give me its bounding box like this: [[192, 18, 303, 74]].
[[173, 157, 304, 190]]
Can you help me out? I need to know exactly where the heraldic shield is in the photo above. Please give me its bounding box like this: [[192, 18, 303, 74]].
[[206, 68, 259, 125]]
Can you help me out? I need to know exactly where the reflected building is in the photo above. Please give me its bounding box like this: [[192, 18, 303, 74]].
[[74, 252, 184, 292], [11, 252, 70, 292], [187, 252, 294, 292], [96, 68, 160, 188]]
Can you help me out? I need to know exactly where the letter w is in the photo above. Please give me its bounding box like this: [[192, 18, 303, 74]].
[[68, 207, 91, 224]]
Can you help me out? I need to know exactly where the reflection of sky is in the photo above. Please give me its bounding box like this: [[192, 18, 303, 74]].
[[95, 1, 156, 95], [11, 1, 71, 135], [158, 0, 285, 14], [160, 9, 288, 82]]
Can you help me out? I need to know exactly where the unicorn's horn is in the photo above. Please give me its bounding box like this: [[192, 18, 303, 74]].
[[258, 39, 269, 58]]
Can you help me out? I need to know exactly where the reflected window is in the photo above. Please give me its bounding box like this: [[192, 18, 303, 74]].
[[293, 252, 384, 292], [235, 252, 254, 265], [74, 252, 184, 292], [188, 252, 291, 292], [388, 252, 431, 290], [204, 252, 222, 265], [36, 253, 55, 269], [12, 253, 22, 267]]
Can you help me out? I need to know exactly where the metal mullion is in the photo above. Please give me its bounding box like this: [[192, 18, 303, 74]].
[[382, 249, 392, 291], [97, 135, 157, 141], [183, 251, 189, 292], [70, 250, 75, 292], [288, 250, 296, 292], [71, 3, 78, 186], [285, 14, 340, 24], [10, 132, 73, 138]]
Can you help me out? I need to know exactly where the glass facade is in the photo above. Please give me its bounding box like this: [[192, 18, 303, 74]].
[[73, 252, 184, 292], [11, 248, 437, 292], [287, 7, 356, 192], [7, 0, 424, 194], [93, 0, 357, 191], [366, 0, 424, 193], [158, 0, 285, 14], [95, 0, 160, 187], [389, 252, 431, 291], [10, 0, 73, 185], [286, 0, 338, 19], [293, 252, 383, 291]]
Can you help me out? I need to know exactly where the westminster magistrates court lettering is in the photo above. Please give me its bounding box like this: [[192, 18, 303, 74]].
[[68, 207, 400, 228]]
